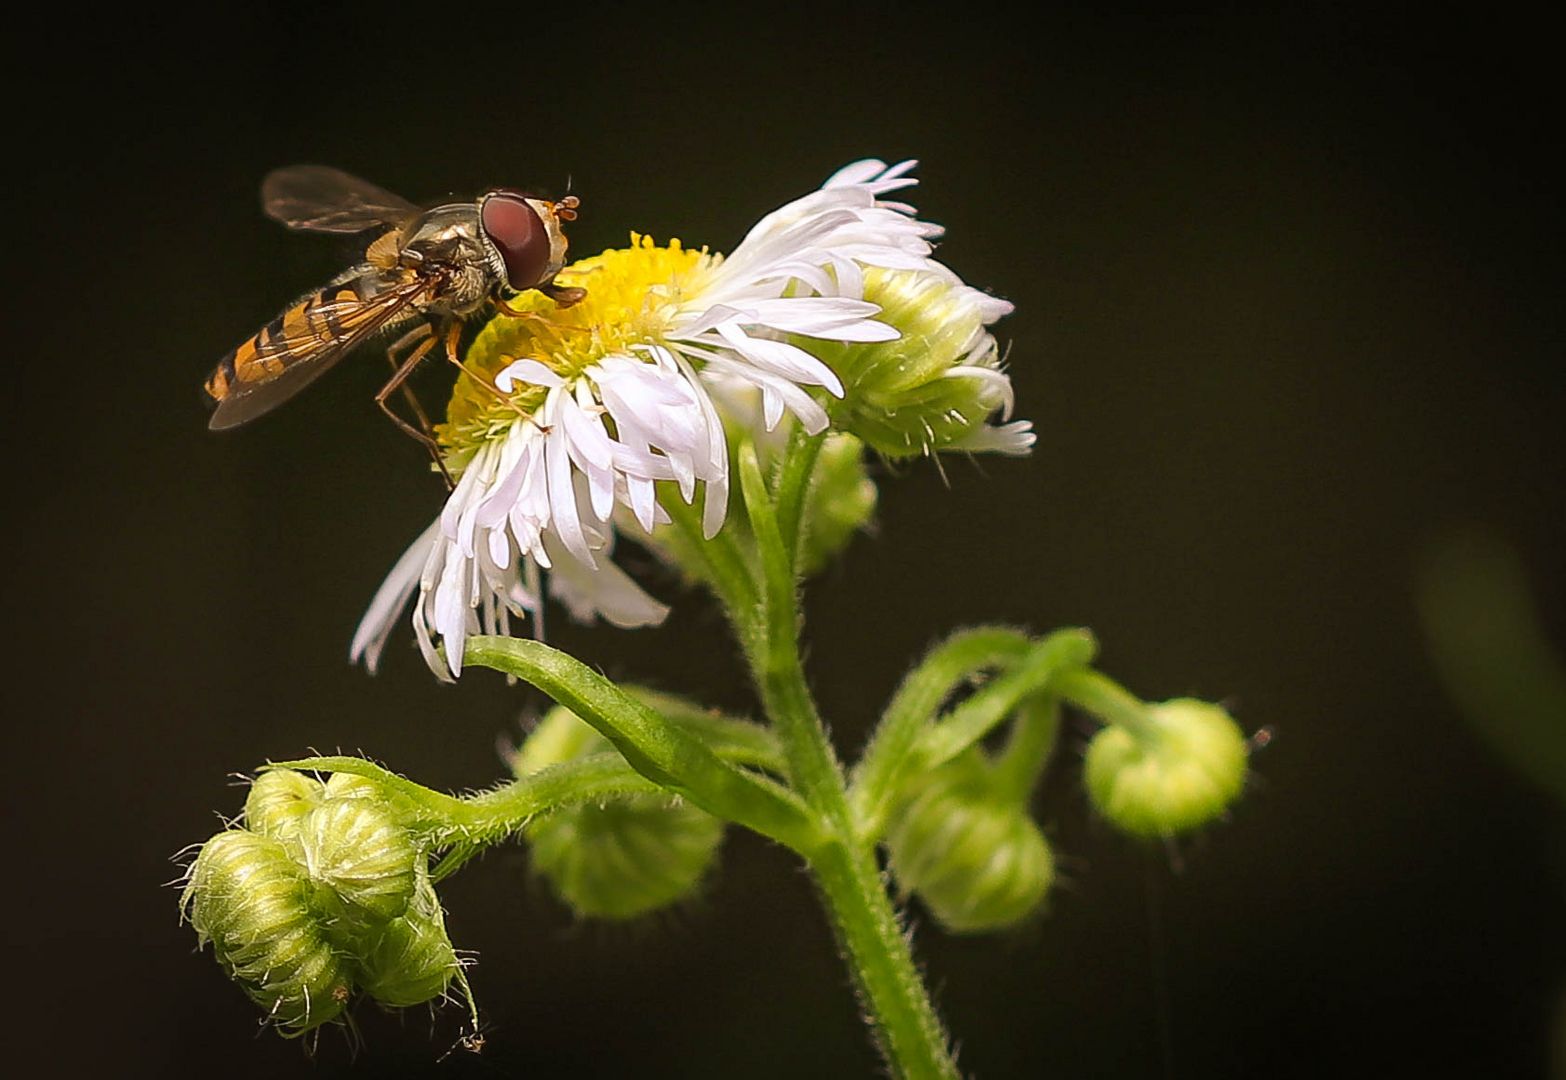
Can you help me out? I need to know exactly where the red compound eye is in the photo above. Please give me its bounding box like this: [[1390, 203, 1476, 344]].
[[481, 192, 551, 290]]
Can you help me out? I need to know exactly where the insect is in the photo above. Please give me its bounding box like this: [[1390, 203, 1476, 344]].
[[204, 165, 584, 470]]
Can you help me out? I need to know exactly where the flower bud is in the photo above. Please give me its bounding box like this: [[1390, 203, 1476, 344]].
[[811, 268, 1028, 459], [183, 830, 353, 1034], [798, 433, 877, 576], [295, 797, 418, 931], [357, 876, 461, 1009], [323, 772, 380, 800], [243, 769, 323, 843], [518, 706, 725, 920], [1084, 699, 1249, 838], [886, 754, 1054, 934]]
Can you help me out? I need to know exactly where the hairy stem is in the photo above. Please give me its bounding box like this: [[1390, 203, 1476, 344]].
[[737, 438, 959, 1079], [462, 636, 820, 853]]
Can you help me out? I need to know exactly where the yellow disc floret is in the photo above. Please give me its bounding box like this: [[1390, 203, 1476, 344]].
[[438, 234, 712, 469]]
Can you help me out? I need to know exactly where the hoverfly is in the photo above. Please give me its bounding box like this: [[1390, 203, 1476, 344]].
[[204, 166, 584, 471]]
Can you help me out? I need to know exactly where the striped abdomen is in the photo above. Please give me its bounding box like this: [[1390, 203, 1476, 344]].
[[205, 273, 385, 403]]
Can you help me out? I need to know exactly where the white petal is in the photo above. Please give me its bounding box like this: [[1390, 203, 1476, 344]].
[[495, 358, 565, 391], [350, 518, 442, 674]]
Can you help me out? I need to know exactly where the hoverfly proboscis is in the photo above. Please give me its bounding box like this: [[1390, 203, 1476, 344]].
[[203, 166, 585, 480]]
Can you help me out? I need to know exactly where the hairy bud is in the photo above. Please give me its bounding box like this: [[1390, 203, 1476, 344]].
[[886, 754, 1054, 933], [812, 268, 1030, 459], [518, 706, 725, 920], [295, 796, 419, 932], [357, 876, 461, 1009], [1084, 699, 1249, 838], [243, 769, 323, 843], [183, 830, 352, 1035]]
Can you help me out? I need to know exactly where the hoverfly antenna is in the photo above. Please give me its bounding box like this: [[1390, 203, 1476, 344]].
[[556, 194, 580, 221]]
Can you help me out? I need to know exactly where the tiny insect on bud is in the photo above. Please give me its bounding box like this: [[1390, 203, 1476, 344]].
[[518, 706, 725, 920], [1084, 699, 1250, 838], [886, 754, 1055, 934], [183, 830, 354, 1035]]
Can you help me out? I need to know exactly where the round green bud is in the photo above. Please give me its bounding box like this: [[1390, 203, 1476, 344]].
[[295, 797, 418, 931], [1084, 699, 1249, 838], [886, 756, 1054, 933], [519, 706, 725, 920], [811, 268, 1017, 459], [798, 433, 877, 576], [184, 830, 353, 1035], [357, 877, 460, 1009], [244, 770, 324, 843]]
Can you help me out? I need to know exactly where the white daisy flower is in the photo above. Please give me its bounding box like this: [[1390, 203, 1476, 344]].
[[353, 159, 1022, 679]]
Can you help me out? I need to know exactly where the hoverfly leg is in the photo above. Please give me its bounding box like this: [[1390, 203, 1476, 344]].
[[439, 320, 507, 397], [376, 327, 452, 487], [492, 291, 590, 335], [385, 325, 440, 433]]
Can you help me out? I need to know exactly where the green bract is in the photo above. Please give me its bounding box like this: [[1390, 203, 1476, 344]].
[[1084, 699, 1249, 837]]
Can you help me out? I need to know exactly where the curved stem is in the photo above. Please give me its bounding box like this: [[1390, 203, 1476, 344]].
[[737, 439, 958, 1078], [662, 491, 762, 641], [774, 424, 825, 564], [738, 440, 844, 812], [993, 695, 1061, 805], [1053, 667, 1156, 740], [462, 635, 821, 854], [916, 629, 1097, 772], [850, 626, 1036, 834]]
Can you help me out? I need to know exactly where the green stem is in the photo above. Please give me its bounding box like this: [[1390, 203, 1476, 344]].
[[622, 686, 787, 776], [917, 630, 1098, 773], [993, 695, 1061, 805], [774, 425, 826, 565], [1053, 667, 1156, 740], [272, 753, 661, 843], [850, 626, 1036, 834], [737, 440, 844, 811], [462, 636, 820, 854], [661, 491, 761, 637], [737, 438, 958, 1079], [811, 841, 959, 1080]]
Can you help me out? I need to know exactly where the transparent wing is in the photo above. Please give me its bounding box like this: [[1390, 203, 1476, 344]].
[[207, 277, 433, 429], [262, 165, 420, 234]]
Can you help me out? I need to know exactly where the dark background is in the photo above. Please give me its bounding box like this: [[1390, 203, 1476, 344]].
[[9, 6, 1562, 1077]]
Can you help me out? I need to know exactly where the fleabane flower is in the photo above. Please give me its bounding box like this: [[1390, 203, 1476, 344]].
[[353, 159, 1028, 679]]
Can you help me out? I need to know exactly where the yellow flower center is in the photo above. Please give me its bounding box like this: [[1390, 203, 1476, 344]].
[[437, 234, 713, 466]]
